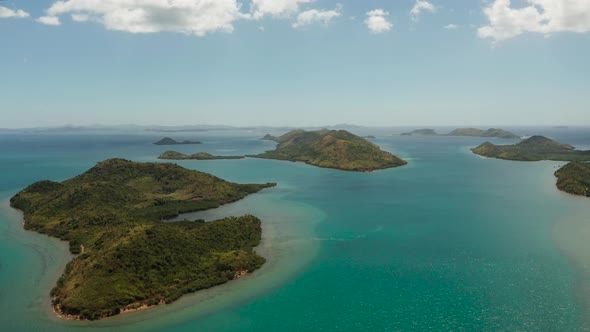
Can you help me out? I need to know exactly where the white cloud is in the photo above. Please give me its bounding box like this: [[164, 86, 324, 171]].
[[37, 16, 61, 26], [444, 23, 458, 29], [293, 8, 341, 28], [71, 13, 89, 22], [44, 0, 243, 36], [0, 6, 30, 18], [410, 0, 435, 21], [365, 9, 392, 33], [479, 0, 590, 41], [250, 0, 315, 20]]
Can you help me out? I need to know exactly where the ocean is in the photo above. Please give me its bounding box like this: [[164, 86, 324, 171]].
[[0, 127, 589, 331]]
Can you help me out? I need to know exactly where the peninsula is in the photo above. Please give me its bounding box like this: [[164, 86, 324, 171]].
[[153, 137, 202, 145], [471, 136, 590, 161], [158, 151, 245, 160], [10, 159, 275, 320], [252, 129, 406, 172], [555, 162, 590, 197], [401, 128, 519, 139]]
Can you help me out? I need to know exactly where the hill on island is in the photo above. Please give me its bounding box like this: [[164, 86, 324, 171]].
[[401, 128, 519, 139], [555, 162, 590, 197], [252, 129, 406, 172], [471, 136, 590, 161], [10, 159, 275, 320], [153, 137, 202, 145], [158, 151, 245, 160]]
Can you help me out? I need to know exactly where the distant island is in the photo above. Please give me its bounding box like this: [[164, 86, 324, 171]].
[[401, 129, 438, 136], [364, 135, 376, 139], [251, 129, 407, 172], [447, 128, 520, 139], [158, 151, 245, 160], [153, 137, 202, 145], [10, 159, 275, 320], [471, 136, 590, 161], [555, 162, 590, 197], [401, 128, 519, 139]]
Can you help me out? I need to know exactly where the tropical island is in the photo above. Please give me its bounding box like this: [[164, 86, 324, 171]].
[[153, 137, 202, 145], [158, 151, 245, 160], [251, 129, 407, 172], [10, 159, 275, 320], [555, 162, 590, 197], [471, 136, 590, 161], [401, 128, 519, 139]]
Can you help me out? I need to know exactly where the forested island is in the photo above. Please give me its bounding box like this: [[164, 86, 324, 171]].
[[10, 159, 275, 320], [153, 137, 202, 145], [471, 136, 590, 161], [401, 128, 519, 139], [555, 162, 590, 197], [252, 129, 406, 172], [158, 151, 245, 160]]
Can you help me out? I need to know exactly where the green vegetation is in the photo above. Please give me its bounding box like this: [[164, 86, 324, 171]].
[[10, 159, 275, 320], [252, 129, 406, 172], [555, 162, 590, 197], [401, 129, 437, 136], [158, 151, 245, 160], [471, 136, 590, 161], [153, 137, 202, 145], [447, 128, 519, 139]]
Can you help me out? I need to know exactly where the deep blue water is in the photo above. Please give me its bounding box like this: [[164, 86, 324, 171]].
[[0, 127, 589, 331]]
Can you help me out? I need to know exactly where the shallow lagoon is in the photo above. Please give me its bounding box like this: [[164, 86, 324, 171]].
[[1, 127, 589, 331]]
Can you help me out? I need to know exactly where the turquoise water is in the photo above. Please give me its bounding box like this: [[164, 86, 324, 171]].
[[1, 128, 589, 331]]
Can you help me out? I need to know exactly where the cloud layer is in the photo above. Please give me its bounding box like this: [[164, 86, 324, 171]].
[[0, 6, 30, 18], [479, 0, 590, 41], [365, 9, 392, 34], [10, 0, 590, 42]]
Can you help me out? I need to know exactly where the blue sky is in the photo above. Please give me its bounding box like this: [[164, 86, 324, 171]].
[[1, 0, 589, 128]]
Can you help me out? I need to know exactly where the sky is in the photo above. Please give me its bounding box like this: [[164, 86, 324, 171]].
[[1, 0, 589, 128]]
